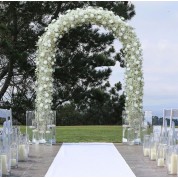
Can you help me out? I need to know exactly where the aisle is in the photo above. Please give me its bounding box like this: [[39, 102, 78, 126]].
[[45, 143, 135, 177]]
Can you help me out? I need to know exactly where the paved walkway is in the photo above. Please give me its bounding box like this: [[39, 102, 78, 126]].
[[10, 144, 62, 177], [9, 143, 175, 177], [114, 143, 175, 177]]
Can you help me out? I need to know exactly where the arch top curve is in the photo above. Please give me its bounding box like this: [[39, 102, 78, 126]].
[[35, 6, 144, 127]]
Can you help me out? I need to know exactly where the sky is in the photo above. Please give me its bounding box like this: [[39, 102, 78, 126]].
[[110, 1, 178, 117]]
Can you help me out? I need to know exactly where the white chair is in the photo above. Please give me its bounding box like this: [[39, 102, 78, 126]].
[[163, 109, 172, 127], [171, 109, 178, 139]]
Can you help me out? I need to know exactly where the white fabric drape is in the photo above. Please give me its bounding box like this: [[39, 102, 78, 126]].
[[45, 143, 135, 177]]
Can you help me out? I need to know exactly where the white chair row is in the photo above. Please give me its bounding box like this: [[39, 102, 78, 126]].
[[163, 108, 178, 128]]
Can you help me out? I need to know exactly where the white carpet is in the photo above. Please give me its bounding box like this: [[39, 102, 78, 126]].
[[45, 143, 135, 177]]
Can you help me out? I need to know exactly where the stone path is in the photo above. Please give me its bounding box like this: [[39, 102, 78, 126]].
[[9, 143, 176, 177], [114, 143, 175, 177]]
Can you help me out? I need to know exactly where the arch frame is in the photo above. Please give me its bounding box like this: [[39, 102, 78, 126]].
[[35, 6, 144, 131]]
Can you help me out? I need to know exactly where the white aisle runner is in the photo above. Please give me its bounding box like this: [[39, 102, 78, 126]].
[[45, 143, 135, 177]]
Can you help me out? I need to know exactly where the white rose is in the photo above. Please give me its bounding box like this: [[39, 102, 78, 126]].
[[134, 103, 138, 108], [135, 91, 139, 95], [39, 87, 43, 91], [137, 77, 141, 81], [136, 51, 140, 55], [69, 17, 74, 21], [45, 93, 49, 97], [119, 33, 123, 37], [64, 27, 68, 31], [40, 53, 45, 57], [84, 15, 88, 19], [121, 27, 125, 31], [55, 33, 59, 37], [112, 27, 116, 31], [109, 20, 113, 24], [62, 21, 67, 25], [129, 86, 133, 90]]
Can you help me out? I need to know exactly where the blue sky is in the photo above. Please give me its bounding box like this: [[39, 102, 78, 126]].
[[110, 1, 178, 117]]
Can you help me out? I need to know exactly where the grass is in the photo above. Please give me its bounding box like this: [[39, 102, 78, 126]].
[[20, 125, 122, 143]]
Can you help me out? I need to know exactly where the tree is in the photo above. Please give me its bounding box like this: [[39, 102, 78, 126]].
[[0, 2, 135, 124]]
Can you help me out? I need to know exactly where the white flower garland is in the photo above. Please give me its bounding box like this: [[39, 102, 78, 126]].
[[35, 6, 144, 129]]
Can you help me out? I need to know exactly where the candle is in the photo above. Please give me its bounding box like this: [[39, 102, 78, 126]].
[[143, 148, 150, 156], [0, 154, 8, 175], [157, 158, 164, 167], [150, 148, 156, 160], [11, 158, 17, 167], [170, 154, 177, 174], [18, 144, 27, 161]]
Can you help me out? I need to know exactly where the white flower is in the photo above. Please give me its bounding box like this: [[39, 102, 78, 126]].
[[40, 103, 43, 107], [129, 86, 133, 90], [119, 33, 123, 37], [45, 93, 49, 97], [121, 27, 125, 32], [109, 20, 113, 24], [64, 27, 68, 31], [63, 21, 67, 25], [44, 60, 47, 65], [84, 15, 88, 19], [135, 91, 139, 95], [111, 27, 116, 31], [55, 33, 59, 37], [137, 77, 141, 81], [40, 53, 45, 57], [136, 51, 140, 55], [69, 17, 74, 21], [39, 87, 43, 91]]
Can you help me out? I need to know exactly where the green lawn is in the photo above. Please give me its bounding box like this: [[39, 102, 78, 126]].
[[20, 125, 122, 143]]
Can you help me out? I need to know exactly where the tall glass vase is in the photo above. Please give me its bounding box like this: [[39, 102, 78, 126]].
[[128, 110, 143, 145], [122, 111, 129, 144]]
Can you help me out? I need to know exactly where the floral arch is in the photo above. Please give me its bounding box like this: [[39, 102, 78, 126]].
[[35, 7, 144, 132]]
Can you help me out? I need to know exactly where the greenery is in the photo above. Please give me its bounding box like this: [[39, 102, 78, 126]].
[[0, 2, 135, 125], [20, 125, 122, 143]]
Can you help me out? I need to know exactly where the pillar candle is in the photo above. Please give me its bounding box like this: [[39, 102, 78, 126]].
[[170, 154, 177, 174], [143, 148, 150, 156], [150, 148, 156, 160], [157, 158, 164, 167], [18, 144, 27, 161], [0, 154, 8, 175], [11, 158, 17, 167]]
